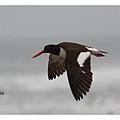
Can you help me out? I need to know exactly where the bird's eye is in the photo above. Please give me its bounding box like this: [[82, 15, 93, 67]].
[[47, 46, 49, 49]]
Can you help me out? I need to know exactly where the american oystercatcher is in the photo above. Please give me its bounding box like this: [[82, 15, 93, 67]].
[[32, 42, 107, 101]]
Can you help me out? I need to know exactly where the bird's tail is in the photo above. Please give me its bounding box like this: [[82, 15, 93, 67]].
[[85, 46, 108, 57]]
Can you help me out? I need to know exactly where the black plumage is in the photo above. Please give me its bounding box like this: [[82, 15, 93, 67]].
[[32, 42, 107, 101]]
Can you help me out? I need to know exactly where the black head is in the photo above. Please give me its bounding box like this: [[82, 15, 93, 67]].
[[32, 44, 60, 59], [44, 44, 60, 55]]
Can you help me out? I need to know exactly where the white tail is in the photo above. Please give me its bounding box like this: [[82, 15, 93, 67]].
[[85, 46, 108, 57]]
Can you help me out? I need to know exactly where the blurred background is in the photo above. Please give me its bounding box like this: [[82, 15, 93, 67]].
[[0, 6, 120, 114]]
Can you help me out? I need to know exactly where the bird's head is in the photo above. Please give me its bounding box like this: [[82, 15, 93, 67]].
[[32, 44, 60, 59]]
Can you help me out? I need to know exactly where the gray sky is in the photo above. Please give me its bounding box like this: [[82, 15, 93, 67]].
[[0, 6, 120, 114]]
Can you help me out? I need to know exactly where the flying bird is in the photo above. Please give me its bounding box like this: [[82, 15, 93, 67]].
[[32, 42, 107, 101]]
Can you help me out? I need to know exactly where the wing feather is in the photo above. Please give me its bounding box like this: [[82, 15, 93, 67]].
[[48, 53, 66, 80], [66, 55, 93, 101]]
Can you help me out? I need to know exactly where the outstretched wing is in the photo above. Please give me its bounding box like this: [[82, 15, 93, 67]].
[[66, 53, 93, 101], [48, 53, 66, 80]]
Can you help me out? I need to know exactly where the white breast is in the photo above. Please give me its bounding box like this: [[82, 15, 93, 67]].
[[59, 47, 66, 59]]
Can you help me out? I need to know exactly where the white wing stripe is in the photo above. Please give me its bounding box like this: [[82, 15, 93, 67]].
[[78, 52, 91, 67]]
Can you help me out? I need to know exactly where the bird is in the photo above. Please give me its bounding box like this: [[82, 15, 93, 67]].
[[32, 42, 107, 101]]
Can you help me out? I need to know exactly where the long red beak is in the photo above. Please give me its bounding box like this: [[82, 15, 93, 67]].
[[32, 50, 46, 59]]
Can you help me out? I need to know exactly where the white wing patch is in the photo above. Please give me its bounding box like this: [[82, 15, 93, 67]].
[[78, 52, 91, 67]]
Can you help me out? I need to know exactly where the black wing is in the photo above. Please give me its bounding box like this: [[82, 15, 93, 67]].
[[66, 55, 93, 101], [48, 53, 66, 80]]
